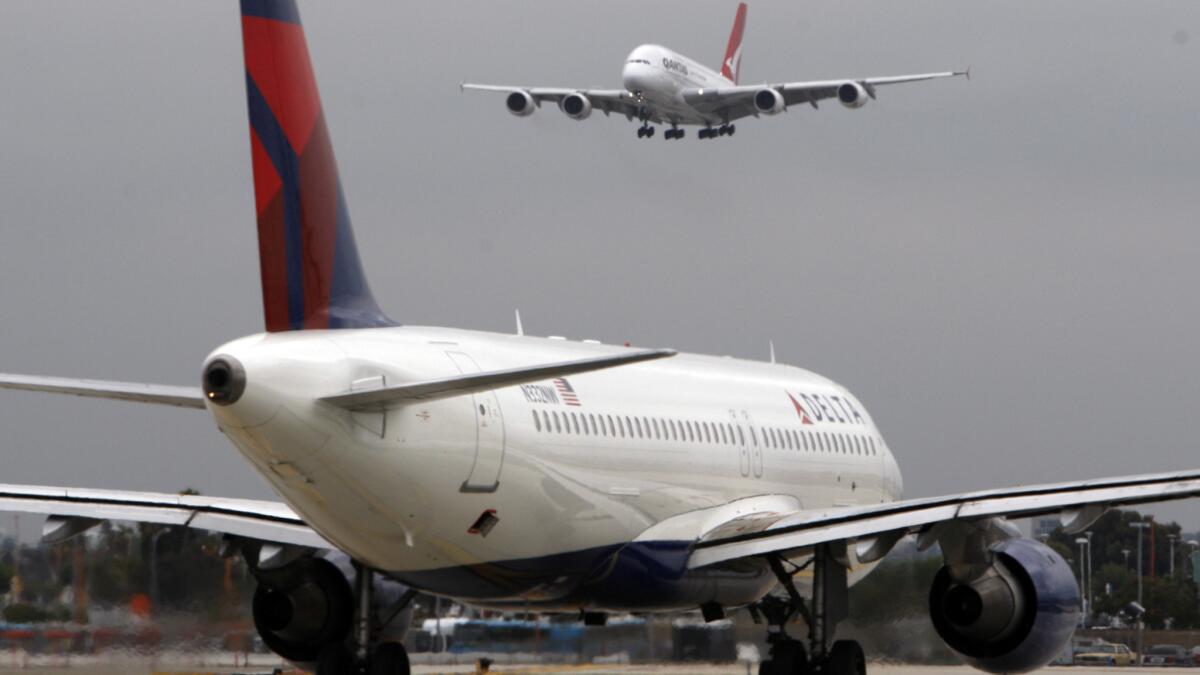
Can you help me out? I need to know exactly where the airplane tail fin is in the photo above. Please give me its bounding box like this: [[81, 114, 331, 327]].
[[720, 3, 748, 84], [239, 0, 394, 332]]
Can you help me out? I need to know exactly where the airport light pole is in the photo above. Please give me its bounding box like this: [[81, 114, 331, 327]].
[[1085, 531, 1094, 625], [1075, 537, 1089, 622], [1132, 520, 1152, 666]]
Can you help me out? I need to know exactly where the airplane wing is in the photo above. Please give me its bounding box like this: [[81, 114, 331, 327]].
[[0, 483, 330, 550], [682, 69, 967, 122], [688, 469, 1200, 569], [461, 84, 645, 120], [0, 373, 205, 409], [321, 348, 676, 410]]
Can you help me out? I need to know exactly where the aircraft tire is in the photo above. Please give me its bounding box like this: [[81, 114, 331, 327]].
[[369, 642, 411, 675], [759, 639, 807, 674], [827, 639, 866, 675]]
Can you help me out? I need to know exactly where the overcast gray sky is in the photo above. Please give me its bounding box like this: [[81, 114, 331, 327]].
[[1, 1, 1198, 539]]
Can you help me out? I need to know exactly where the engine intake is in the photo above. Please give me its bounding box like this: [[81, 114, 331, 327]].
[[560, 93, 593, 120], [929, 538, 1079, 674], [837, 82, 869, 109], [505, 91, 535, 117], [753, 88, 785, 115]]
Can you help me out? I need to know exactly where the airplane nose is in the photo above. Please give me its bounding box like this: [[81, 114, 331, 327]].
[[203, 355, 246, 406]]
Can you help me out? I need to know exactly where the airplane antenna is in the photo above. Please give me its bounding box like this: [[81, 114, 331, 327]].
[[514, 310, 524, 336], [769, 340, 777, 364]]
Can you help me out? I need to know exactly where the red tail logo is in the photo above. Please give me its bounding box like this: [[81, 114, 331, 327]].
[[721, 3, 748, 84]]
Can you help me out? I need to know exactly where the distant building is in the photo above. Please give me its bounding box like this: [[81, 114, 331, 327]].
[[1033, 516, 1060, 539]]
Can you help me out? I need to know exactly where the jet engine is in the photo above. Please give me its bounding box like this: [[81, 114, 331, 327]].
[[251, 553, 413, 664], [559, 93, 593, 120], [505, 91, 536, 117], [929, 538, 1079, 674], [753, 88, 785, 115], [837, 82, 869, 109], [252, 557, 353, 662]]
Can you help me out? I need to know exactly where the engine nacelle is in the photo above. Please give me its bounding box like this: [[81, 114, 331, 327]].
[[559, 93, 593, 120], [250, 553, 413, 665], [837, 82, 869, 109], [929, 538, 1079, 674], [753, 88, 785, 115], [252, 557, 353, 663], [505, 90, 535, 117]]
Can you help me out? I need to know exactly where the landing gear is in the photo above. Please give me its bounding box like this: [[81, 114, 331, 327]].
[[313, 562, 413, 675], [664, 126, 685, 140], [756, 544, 865, 675], [698, 124, 735, 140], [637, 124, 655, 138]]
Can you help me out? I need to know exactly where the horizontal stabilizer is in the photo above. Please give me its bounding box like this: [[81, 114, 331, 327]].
[[0, 373, 205, 409], [320, 348, 677, 410]]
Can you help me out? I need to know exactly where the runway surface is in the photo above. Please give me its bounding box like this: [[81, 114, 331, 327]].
[[0, 664, 1138, 674]]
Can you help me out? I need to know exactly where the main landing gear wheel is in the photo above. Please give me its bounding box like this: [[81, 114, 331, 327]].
[[827, 640, 866, 675], [637, 124, 655, 138], [755, 545, 866, 675], [664, 127, 685, 140], [759, 638, 807, 675], [368, 642, 411, 675]]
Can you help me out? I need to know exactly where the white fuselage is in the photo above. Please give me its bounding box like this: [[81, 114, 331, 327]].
[[621, 45, 731, 126], [206, 326, 902, 611]]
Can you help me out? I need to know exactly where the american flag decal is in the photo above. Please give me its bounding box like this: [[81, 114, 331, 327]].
[[554, 378, 581, 406]]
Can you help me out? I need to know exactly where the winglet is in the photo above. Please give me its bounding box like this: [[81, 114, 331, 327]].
[[961, 65, 971, 81]]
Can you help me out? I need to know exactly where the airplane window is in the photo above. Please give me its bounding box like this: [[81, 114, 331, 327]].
[[719, 424, 728, 444], [643, 417, 652, 439], [532, 410, 541, 432], [552, 411, 562, 433], [820, 433, 828, 452], [571, 413, 581, 434], [634, 417, 643, 438], [702, 423, 711, 444], [749, 427, 759, 446], [618, 416, 627, 438], [854, 436, 862, 454], [839, 435, 846, 453], [581, 414, 591, 436], [737, 426, 746, 445], [790, 430, 800, 450], [869, 437, 876, 454]]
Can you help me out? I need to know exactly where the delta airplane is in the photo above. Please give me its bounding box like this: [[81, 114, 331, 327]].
[[0, 3, 1197, 675], [462, 3, 967, 140]]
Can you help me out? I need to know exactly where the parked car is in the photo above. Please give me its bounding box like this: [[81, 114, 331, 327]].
[[1076, 642, 1137, 667], [1191, 646, 1200, 667], [1143, 644, 1192, 666]]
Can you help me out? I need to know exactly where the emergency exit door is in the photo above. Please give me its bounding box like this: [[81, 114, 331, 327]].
[[447, 352, 506, 493]]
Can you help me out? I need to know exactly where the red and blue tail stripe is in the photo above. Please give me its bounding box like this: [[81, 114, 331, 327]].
[[240, 0, 393, 332]]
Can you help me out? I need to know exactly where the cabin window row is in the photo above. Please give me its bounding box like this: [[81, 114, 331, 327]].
[[530, 409, 879, 457]]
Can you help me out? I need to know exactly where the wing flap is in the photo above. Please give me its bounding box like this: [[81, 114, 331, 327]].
[[689, 469, 1200, 569], [0, 484, 329, 550], [320, 348, 676, 410], [0, 373, 205, 409]]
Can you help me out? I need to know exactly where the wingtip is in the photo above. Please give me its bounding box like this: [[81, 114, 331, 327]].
[[961, 65, 972, 81]]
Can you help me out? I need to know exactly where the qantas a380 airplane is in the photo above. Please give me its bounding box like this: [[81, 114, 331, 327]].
[[463, 3, 967, 140], [1, 3, 1198, 675]]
